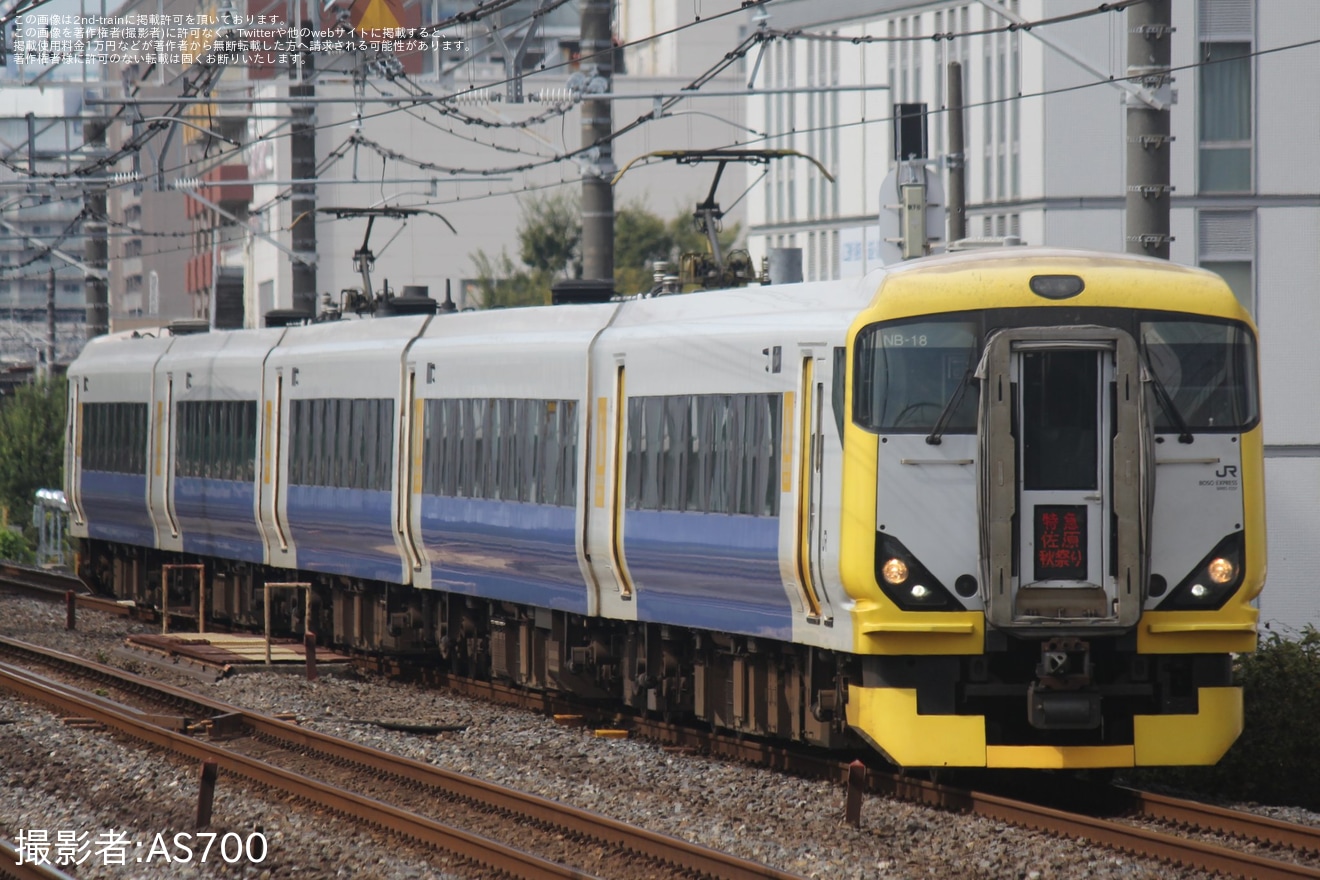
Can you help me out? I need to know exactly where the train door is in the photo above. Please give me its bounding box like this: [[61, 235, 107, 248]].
[[792, 351, 832, 624], [66, 377, 85, 528], [981, 328, 1145, 631], [148, 371, 183, 551], [258, 367, 293, 566], [582, 353, 637, 621], [398, 364, 427, 581]]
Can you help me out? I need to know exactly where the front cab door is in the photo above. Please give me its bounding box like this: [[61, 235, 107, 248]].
[[980, 327, 1147, 632]]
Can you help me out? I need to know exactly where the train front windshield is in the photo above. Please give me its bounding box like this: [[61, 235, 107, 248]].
[[853, 320, 979, 433], [1141, 318, 1259, 432], [852, 312, 1259, 437]]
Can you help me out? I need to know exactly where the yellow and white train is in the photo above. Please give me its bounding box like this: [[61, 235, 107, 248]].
[[66, 246, 1265, 768]]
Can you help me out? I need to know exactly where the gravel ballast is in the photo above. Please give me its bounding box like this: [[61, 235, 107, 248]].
[[0, 593, 1314, 880]]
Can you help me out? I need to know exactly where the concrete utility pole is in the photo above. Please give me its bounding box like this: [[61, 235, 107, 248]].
[[82, 114, 109, 338], [946, 61, 967, 244], [45, 266, 56, 379], [1124, 0, 1173, 260], [289, 35, 317, 315], [579, 0, 615, 283]]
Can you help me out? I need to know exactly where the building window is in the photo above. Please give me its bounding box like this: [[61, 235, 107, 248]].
[[1198, 209, 1255, 315], [1198, 1, 1254, 193], [1199, 43, 1252, 192]]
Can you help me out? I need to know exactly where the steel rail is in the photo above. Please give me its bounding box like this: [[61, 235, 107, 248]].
[[7, 603, 1315, 878], [0, 637, 806, 880], [867, 775, 1320, 880], [0, 662, 597, 880], [1117, 786, 1320, 854], [0, 564, 89, 596], [0, 839, 79, 880]]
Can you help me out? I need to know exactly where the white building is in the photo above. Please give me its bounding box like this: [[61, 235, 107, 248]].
[[742, 0, 1320, 631], [241, 5, 750, 318]]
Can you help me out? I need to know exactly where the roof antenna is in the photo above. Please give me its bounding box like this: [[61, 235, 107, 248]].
[[440, 279, 457, 313]]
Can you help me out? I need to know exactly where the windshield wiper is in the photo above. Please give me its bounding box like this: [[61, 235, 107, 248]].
[[1141, 353, 1194, 444], [925, 368, 975, 446]]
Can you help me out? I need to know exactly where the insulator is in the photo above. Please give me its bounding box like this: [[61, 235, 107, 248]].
[[533, 88, 579, 104], [451, 88, 496, 106]]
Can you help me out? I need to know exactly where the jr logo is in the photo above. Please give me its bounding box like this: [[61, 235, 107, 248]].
[[1215, 465, 1238, 479]]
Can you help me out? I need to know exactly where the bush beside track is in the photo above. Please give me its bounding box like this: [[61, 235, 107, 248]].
[[1131, 626, 1320, 810]]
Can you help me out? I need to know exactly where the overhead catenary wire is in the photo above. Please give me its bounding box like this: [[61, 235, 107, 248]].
[[5, 6, 1317, 258]]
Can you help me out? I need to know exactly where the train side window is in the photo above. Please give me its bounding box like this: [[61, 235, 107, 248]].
[[762, 395, 783, 517], [242, 400, 257, 482], [345, 399, 356, 488], [498, 399, 515, 501], [221, 401, 235, 480], [377, 399, 394, 492], [467, 398, 480, 499], [308, 399, 323, 486], [341, 401, 354, 489], [520, 400, 537, 503], [203, 402, 217, 478], [624, 399, 641, 509], [561, 400, 577, 505], [709, 396, 732, 514], [137, 404, 148, 474], [697, 398, 715, 512], [106, 403, 119, 472], [289, 401, 303, 485], [126, 403, 138, 473], [535, 401, 553, 505]]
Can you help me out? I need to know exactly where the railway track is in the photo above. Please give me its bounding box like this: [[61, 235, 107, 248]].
[[0, 563, 129, 617], [0, 636, 806, 880], [5, 588, 1318, 878]]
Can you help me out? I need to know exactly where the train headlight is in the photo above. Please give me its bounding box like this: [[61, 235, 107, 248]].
[[1158, 533, 1245, 611], [1207, 558, 1235, 584], [874, 533, 960, 611]]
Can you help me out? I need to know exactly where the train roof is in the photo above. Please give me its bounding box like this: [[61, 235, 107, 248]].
[[867, 246, 1251, 325]]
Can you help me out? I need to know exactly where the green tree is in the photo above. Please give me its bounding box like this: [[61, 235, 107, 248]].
[[471, 193, 741, 306], [0, 527, 34, 563], [471, 192, 581, 308], [0, 379, 66, 535]]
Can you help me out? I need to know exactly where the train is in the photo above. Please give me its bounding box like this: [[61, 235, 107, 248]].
[[63, 246, 1265, 769]]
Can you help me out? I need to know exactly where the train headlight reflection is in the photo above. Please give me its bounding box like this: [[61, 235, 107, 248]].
[[882, 558, 909, 585], [1208, 558, 1235, 584]]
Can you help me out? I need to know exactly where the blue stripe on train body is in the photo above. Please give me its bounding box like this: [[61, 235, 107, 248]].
[[418, 495, 586, 614], [625, 510, 789, 640], [285, 485, 401, 583], [175, 477, 264, 563], [81, 471, 155, 546]]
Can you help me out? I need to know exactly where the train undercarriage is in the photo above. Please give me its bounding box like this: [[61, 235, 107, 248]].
[[82, 538, 854, 750]]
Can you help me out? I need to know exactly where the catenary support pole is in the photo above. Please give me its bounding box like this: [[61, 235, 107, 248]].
[[946, 61, 967, 244], [579, 0, 615, 284], [289, 41, 317, 315], [46, 266, 56, 379], [1124, 0, 1173, 259], [83, 114, 109, 338]]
